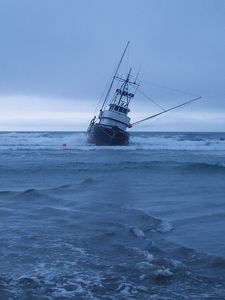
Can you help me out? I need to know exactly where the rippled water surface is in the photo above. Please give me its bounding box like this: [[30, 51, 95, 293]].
[[0, 131, 225, 299]]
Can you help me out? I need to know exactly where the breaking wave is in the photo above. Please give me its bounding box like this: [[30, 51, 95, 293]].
[[0, 131, 225, 151], [0, 204, 225, 299], [1, 132, 225, 299]]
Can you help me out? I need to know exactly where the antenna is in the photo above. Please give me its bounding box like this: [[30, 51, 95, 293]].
[[134, 65, 142, 84]]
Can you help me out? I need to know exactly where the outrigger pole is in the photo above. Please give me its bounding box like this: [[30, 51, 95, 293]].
[[131, 96, 202, 126], [101, 41, 130, 110]]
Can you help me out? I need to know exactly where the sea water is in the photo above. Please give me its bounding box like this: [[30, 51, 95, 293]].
[[0, 131, 225, 299]]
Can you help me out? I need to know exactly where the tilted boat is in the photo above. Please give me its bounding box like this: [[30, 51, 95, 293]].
[[87, 42, 202, 146], [87, 42, 136, 146]]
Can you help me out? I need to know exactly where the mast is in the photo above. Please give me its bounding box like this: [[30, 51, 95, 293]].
[[100, 41, 130, 111]]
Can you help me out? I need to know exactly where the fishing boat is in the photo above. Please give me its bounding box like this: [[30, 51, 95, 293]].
[[87, 42, 201, 146]]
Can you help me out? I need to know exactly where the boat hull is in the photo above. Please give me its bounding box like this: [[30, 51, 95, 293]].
[[87, 124, 129, 146]]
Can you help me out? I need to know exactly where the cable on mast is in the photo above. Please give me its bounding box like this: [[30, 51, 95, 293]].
[[101, 41, 130, 111], [137, 89, 165, 111], [131, 96, 202, 126]]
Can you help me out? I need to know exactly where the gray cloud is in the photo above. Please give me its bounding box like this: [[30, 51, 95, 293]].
[[0, 0, 224, 130]]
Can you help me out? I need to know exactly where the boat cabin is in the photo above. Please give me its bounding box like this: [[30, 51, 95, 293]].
[[109, 103, 130, 115]]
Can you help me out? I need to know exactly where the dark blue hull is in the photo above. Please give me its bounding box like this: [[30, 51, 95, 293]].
[[87, 124, 129, 146]]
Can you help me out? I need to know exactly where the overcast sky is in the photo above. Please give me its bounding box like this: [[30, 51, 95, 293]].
[[0, 0, 224, 131]]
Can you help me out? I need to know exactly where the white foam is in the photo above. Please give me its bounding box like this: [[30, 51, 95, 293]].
[[170, 259, 186, 270], [130, 226, 145, 238], [130, 134, 225, 151], [131, 247, 154, 262], [142, 250, 154, 262], [0, 132, 224, 151], [155, 268, 173, 277], [157, 221, 173, 233], [136, 261, 153, 270]]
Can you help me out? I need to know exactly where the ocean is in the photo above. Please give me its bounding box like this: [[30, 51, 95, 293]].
[[0, 131, 225, 300]]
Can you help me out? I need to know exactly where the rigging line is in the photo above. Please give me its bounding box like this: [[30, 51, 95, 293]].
[[134, 65, 142, 84], [133, 81, 140, 96], [94, 72, 114, 114], [132, 96, 202, 126], [137, 89, 165, 111], [101, 41, 130, 111], [140, 80, 199, 97], [94, 61, 125, 114], [131, 66, 142, 97], [125, 43, 130, 75], [94, 82, 110, 114]]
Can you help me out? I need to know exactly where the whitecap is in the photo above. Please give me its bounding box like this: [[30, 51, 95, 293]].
[[157, 221, 173, 233], [130, 226, 145, 238], [155, 268, 173, 277]]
